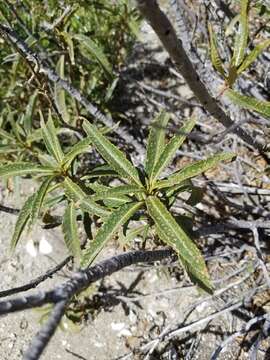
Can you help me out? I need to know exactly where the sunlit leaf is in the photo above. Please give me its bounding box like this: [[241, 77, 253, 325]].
[[83, 120, 142, 187], [81, 201, 142, 268], [22, 90, 38, 134], [0, 163, 56, 178], [237, 39, 270, 74], [55, 55, 70, 123], [145, 110, 170, 178], [40, 111, 64, 164], [208, 22, 226, 77], [62, 137, 92, 170], [62, 201, 81, 258], [150, 118, 196, 185], [146, 196, 213, 292], [156, 153, 236, 189], [231, 0, 249, 68], [29, 176, 54, 228], [225, 89, 270, 118], [10, 194, 35, 251]]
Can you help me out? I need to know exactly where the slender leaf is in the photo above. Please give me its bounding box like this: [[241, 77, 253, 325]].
[[146, 196, 213, 292], [0, 163, 56, 178], [22, 90, 38, 134], [81, 201, 142, 268], [145, 110, 170, 177], [237, 39, 270, 74], [0, 127, 16, 142], [62, 202, 81, 258], [83, 121, 142, 186], [40, 111, 64, 163], [29, 176, 54, 228], [55, 55, 70, 123], [231, 0, 249, 68], [208, 22, 226, 77], [63, 177, 110, 217], [156, 153, 236, 189], [10, 194, 35, 251], [62, 137, 92, 170], [150, 118, 196, 184], [74, 34, 113, 77], [226, 89, 270, 118]]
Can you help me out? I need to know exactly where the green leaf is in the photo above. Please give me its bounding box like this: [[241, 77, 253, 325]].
[[40, 111, 64, 164], [237, 39, 270, 74], [0, 127, 15, 142], [10, 194, 35, 251], [29, 176, 54, 228], [89, 184, 144, 197], [55, 55, 70, 123], [83, 120, 142, 187], [62, 202, 81, 258], [150, 118, 196, 185], [61, 31, 75, 65], [146, 196, 213, 292], [225, 89, 270, 119], [156, 153, 236, 189], [62, 137, 92, 170], [63, 177, 110, 218], [74, 34, 113, 78], [0, 163, 56, 178], [81, 201, 142, 268], [231, 0, 249, 68], [208, 22, 226, 77], [22, 90, 38, 134], [145, 110, 170, 177], [82, 164, 118, 179]]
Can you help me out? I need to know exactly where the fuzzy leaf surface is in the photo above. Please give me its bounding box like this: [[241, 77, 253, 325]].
[[62, 137, 92, 170], [0, 163, 56, 178], [208, 23, 226, 77]]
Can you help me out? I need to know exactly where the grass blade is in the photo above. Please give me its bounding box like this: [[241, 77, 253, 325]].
[[146, 196, 213, 292], [83, 120, 142, 187], [81, 201, 142, 268], [145, 110, 170, 177], [151, 118, 196, 184], [156, 153, 236, 189], [225, 89, 270, 119], [62, 202, 81, 258]]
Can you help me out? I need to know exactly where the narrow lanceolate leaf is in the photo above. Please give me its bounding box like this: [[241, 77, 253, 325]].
[[83, 121, 142, 187], [146, 196, 213, 292], [208, 22, 226, 77], [10, 194, 35, 251], [151, 118, 196, 184], [0, 127, 15, 142], [0, 163, 56, 178], [89, 184, 144, 197], [81, 202, 143, 268], [55, 55, 70, 123], [156, 153, 236, 189], [40, 111, 64, 164], [74, 34, 113, 77], [62, 137, 92, 170], [226, 89, 270, 119], [29, 176, 54, 228], [145, 110, 170, 177], [231, 0, 249, 68], [62, 202, 81, 258], [22, 90, 38, 134], [237, 39, 270, 74], [63, 177, 110, 217]]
